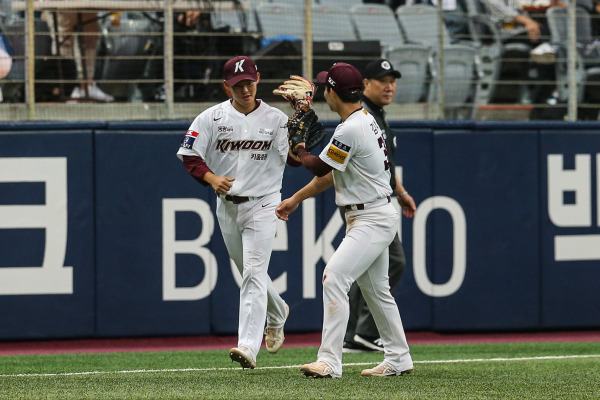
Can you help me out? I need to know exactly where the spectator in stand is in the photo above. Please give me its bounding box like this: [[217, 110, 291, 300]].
[[41, 9, 114, 102], [479, 0, 559, 105], [577, 0, 600, 37], [592, 0, 600, 37], [400, 0, 473, 40], [173, 10, 217, 101], [153, 9, 219, 102], [483, 0, 543, 42]]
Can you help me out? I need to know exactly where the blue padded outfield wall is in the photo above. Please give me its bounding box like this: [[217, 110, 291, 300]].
[[1, 120, 599, 340]]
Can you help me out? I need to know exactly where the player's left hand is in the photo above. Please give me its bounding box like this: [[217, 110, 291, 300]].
[[397, 193, 416, 218]]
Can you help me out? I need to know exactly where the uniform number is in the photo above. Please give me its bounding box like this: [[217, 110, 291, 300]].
[[372, 122, 390, 171]]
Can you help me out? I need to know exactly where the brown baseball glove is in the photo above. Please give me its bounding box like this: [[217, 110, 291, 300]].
[[287, 109, 326, 154], [273, 75, 315, 111]]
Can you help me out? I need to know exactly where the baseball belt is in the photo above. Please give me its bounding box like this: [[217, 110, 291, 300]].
[[345, 196, 391, 211]]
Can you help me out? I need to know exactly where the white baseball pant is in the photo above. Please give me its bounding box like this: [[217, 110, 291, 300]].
[[317, 202, 413, 376], [216, 192, 287, 361]]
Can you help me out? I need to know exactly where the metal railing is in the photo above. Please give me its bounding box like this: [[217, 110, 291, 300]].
[[0, 0, 597, 121]]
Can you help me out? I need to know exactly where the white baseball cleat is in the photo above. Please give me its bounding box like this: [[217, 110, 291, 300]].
[[300, 361, 341, 379], [229, 346, 256, 369], [361, 361, 413, 377], [264, 303, 289, 354]]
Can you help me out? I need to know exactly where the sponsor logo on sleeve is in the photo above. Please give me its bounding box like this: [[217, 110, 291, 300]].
[[327, 139, 350, 164], [181, 130, 199, 149]]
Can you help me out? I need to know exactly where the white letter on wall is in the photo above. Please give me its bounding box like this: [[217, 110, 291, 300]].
[[162, 198, 217, 301], [413, 196, 466, 297], [302, 198, 344, 298], [0, 157, 73, 295], [548, 154, 591, 227]]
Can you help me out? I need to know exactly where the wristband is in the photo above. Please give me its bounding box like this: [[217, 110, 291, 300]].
[[399, 191, 408, 197]]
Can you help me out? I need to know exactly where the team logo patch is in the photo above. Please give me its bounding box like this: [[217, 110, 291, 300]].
[[327, 139, 350, 164], [218, 125, 234, 133], [258, 128, 274, 136], [181, 129, 199, 149]]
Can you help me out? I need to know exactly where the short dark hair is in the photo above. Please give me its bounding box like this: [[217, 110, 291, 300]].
[[327, 86, 362, 103]]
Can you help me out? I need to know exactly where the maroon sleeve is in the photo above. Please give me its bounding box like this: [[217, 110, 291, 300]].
[[182, 155, 213, 186], [296, 145, 333, 177], [286, 153, 302, 167]]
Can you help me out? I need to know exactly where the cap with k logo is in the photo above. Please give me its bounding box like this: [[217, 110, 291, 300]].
[[223, 56, 259, 86]]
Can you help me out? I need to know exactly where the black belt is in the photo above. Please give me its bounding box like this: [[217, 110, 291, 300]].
[[224, 195, 250, 204], [345, 196, 391, 211]]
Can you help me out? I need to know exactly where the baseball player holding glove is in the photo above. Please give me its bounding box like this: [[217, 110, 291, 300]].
[[344, 59, 416, 354], [276, 63, 414, 379], [177, 55, 305, 370]]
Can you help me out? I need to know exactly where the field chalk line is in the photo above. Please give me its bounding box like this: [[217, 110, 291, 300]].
[[1, 354, 599, 378]]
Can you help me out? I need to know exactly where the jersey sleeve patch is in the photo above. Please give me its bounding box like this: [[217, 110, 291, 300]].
[[181, 129, 199, 149], [258, 128, 274, 136], [327, 139, 351, 164]]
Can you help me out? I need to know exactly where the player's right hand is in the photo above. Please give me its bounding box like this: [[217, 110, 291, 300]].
[[276, 198, 299, 221], [398, 193, 417, 218]]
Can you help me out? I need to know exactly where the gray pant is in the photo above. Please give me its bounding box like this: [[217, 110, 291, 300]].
[[344, 231, 406, 341]]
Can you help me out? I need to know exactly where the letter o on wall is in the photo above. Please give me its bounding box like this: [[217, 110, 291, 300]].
[[413, 196, 466, 297]]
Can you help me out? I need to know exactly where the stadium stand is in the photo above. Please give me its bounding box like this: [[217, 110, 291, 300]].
[[1, 16, 79, 102], [546, 5, 600, 120], [350, 3, 434, 104], [255, 2, 305, 41], [211, 0, 259, 33], [312, 6, 357, 41], [96, 12, 162, 102], [1, 0, 597, 121], [319, 0, 364, 8], [387, 46, 434, 103], [266, 0, 320, 6], [396, 4, 481, 117], [350, 3, 403, 53], [462, 0, 534, 104]]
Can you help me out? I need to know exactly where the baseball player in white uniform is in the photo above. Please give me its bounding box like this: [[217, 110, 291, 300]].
[[177, 55, 289, 369], [276, 63, 413, 378]]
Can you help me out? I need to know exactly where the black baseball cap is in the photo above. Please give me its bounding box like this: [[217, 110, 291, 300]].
[[364, 59, 402, 80], [316, 62, 363, 95], [223, 55, 259, 86]]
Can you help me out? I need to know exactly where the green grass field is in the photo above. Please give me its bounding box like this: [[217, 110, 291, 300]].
[[1, 341, 599, 399]]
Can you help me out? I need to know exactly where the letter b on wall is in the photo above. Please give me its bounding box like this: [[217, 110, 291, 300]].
[[162, 198, 218, 301]]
